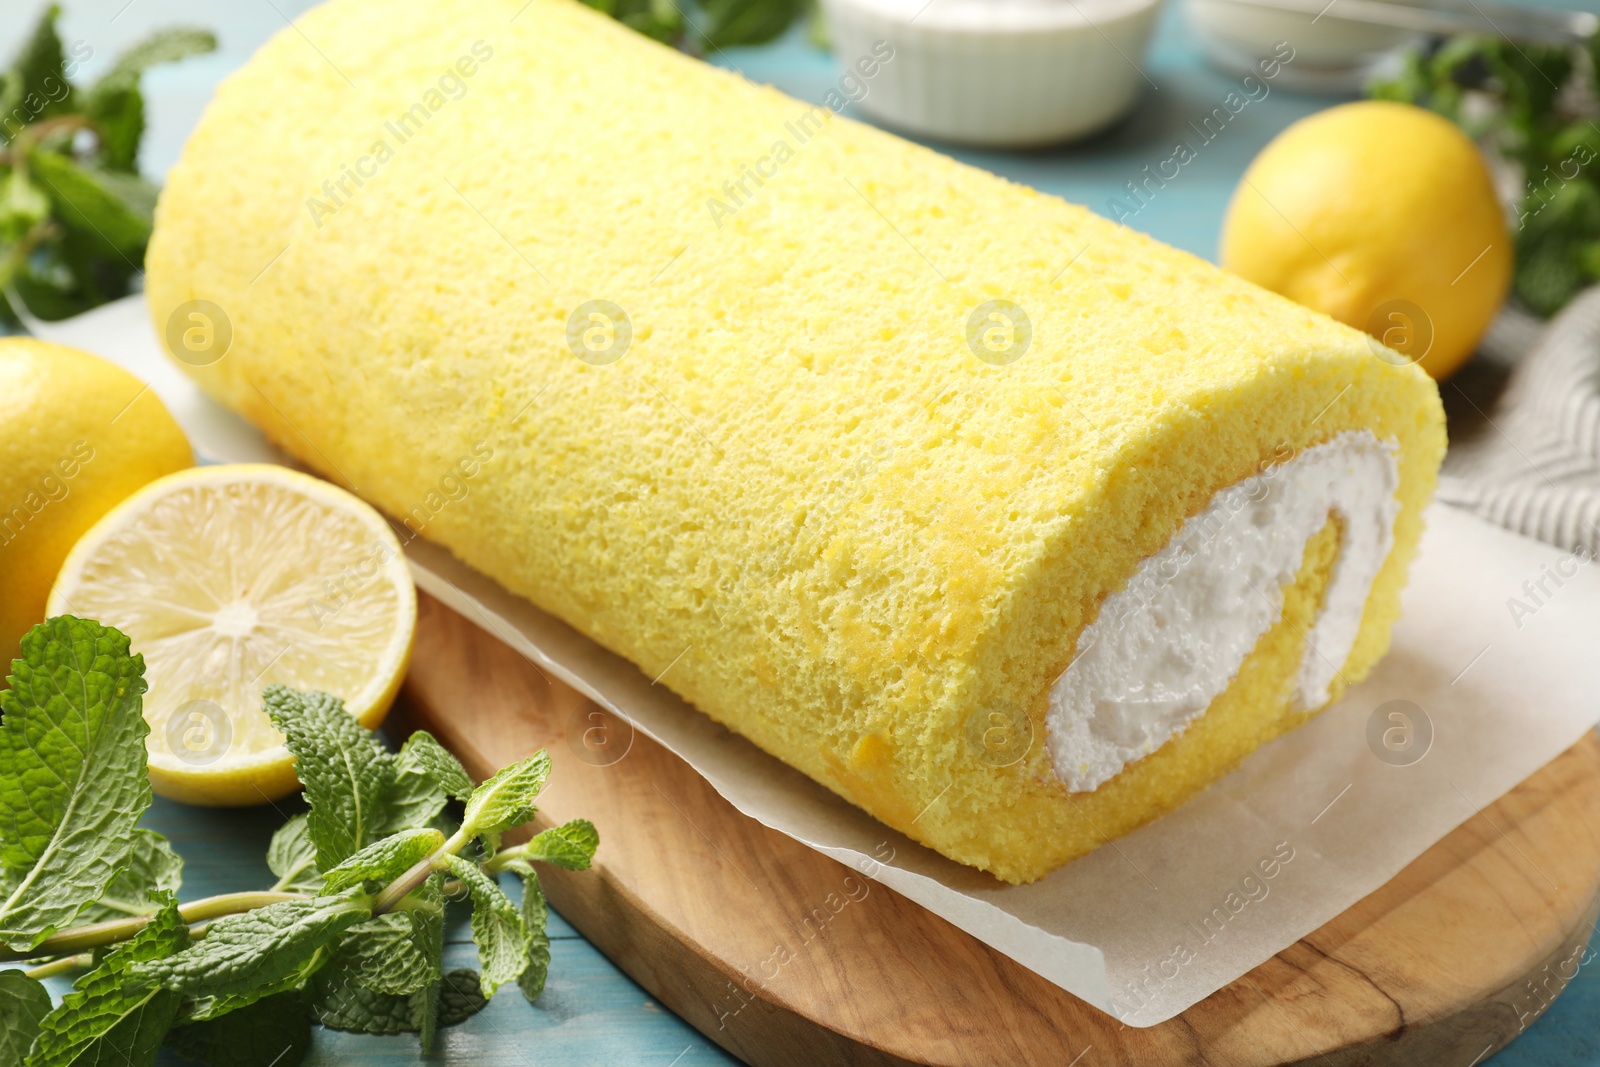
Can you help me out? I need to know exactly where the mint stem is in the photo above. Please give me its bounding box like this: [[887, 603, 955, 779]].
[[0, 891, 308, 963], [481, 845, 523, 875], [372, 856, 442, 915], [3, 838, 528, 963], [372, 825, 486, 914], [23, 952, 93, 980]]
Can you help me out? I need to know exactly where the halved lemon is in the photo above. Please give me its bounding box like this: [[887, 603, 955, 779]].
[[47, 464, 416, 805]]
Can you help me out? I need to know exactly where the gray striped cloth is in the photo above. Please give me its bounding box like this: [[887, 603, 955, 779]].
[[1438, 286, 1600, 557]]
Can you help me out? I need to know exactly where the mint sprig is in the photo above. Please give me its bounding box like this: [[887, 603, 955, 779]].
[[0, 619, 598, 1066], [0, 6, 215, 325]]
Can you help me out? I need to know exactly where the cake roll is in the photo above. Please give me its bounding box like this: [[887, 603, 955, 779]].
[[145, 0, 1445, 883]]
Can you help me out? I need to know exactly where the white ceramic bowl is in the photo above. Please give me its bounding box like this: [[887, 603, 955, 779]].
[[821, 0, 1165, 147], [1184, 0, 1424, 91]]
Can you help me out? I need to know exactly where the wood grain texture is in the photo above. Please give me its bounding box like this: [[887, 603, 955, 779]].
[[397, 590, 1600, 1067]]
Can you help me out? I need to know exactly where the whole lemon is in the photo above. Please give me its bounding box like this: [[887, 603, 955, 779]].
[[0, 339, 192, 667], [1221, 101, 1511, 380]]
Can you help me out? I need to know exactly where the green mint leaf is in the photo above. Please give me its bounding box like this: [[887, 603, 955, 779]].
[[0, 5, 75, 128], [310, 976, 418, 1036], [319, 828, 442, 896], [460, 751, 551, 838], [405, 871, 445, 964], [171, 943, 329, 1027], [74, 830, 183, 924], [132, 894, 370, 1001], [32, 987, 175, 1067], [407, 874, 445, 1051], [376, 764, 446, 837], [699, 0, 805, 47], [263, 686, 395, 869], [442, 856, 528, 999], [320, 912, 433, 997], [375, 731, 472, 836], [83, 28, 215, 174], [26, 152, 154, 258], [517, 871, 551, 1004], [266, 814, 321, 893], [0, 617, 151, 950], [524, 819, 599, 871], [401, 731, 473, 800], [414, 979, 439, 1054], [0, 969, 51, 1066], [96, 28, 216, 86], [311, 968, 483, 1039], [436, 969, 487, 1027], [405, 872, 445, 973], [163, 990, 309, 1067], [82, 81, 144, 173], [29, 895, 188, 1067]]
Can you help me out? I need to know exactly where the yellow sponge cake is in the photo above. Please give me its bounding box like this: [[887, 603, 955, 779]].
[[145, 0, 1445, 883]]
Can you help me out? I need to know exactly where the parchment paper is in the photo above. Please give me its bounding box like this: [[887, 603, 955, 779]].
[[39, 296, 1600, 1026]]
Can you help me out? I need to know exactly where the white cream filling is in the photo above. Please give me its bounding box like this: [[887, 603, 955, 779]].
[[1046, 430, 1401, 794]]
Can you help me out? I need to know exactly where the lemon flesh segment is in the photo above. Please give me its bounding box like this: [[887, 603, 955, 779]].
[[47, 464, 416, 805]]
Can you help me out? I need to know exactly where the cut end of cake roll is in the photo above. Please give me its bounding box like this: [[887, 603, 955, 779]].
[[1048, 430, 1399, 795], [143, 0, 1446, 885], [823, 340, 1442, 884], [887, 344, 1445, 883]]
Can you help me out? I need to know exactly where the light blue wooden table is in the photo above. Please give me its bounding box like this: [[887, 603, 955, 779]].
[[9, 0, 1598, 1061]]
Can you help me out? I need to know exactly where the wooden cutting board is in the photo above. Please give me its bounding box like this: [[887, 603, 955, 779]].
[[395, 589, 1600, 1067]]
